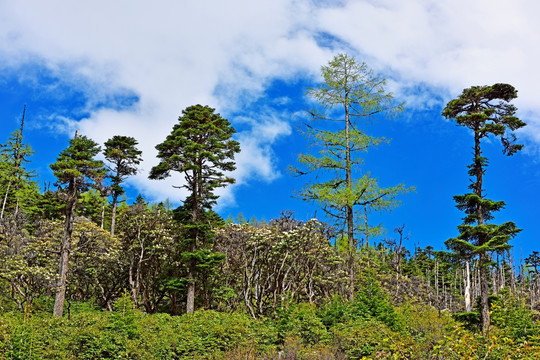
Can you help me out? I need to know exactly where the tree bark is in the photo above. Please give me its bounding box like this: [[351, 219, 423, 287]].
[[186, 168, 199, 314], [473, 129, 491, 332], [53, 182, 77, 317], [480, 253, 490, 331], [464, 260, 472, 312], [345, 94, 356, 301], [186, 267, 195, 314], [110, 192, 118, 236], [0, 182, 11, 220]]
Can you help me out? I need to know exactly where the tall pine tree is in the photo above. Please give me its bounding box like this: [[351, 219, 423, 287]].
[[104, 135, 142, 236], [442, 83, 525, 331], [50, 134, 106, 317], [149, 104, 240, 314]]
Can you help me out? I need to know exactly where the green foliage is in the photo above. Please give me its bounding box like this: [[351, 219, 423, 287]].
[[317, 276, 405, 334], [490, 293, 539, 340], [50, 135, 106, 190], [0, 114, 40, 219], [149, 104, 240, 210], [77, 189, 110, 227], [0, 307, 280, 360], [350, 275, 404, 332], [452, 311, 481, 332], [442, 84, 525, 157], [397, 302, 455, 347], [292, 54, 410, 247], [318, 295, 347, 329], [1, 290, 539, 360], [332, 318, 412, 359], [34, 190, 64, 220], [277, 302, 330, 345], [104, 136, 142, 195], [306, 53, 403, 118], [104, 135, 142, 236], [433, 325, 540, 360]]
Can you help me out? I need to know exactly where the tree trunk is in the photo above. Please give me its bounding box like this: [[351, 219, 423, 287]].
[[473, 130, 491, 332], [345, 101, 356, 301], [186, 170, 199, 314], [480, 253, 490, 331], [464, 260, 472, 312], [53, 184, 77, 317], [100, 202, 105, 229], [171, 293, 178, 315], [363, 205, 369, 248], [186, 267, 195, 314], [110, 194, 118, 236], [0, 182, 11, 220], [509, 250, 517, 295], [435, 260, 439, 311], [427, 268, 431, 306]]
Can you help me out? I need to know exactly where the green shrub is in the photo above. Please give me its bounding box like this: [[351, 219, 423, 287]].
[[451, 311, 481, 332], [490, 295, 539, 341], [433, 326, 540, 360], [318, 296, 347, 329], [0, 305, 279, 359], [350, 277, 405, 332], [332, 319, 413, 359], [277, 303, 329, 345]]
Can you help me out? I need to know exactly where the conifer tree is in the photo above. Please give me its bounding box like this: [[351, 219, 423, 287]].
[[149, 104, 240, 313], [291, 54, 410, 298], [50, 134, 106, 317], [104, 135, 142, 236], [442, 83, 525, 331], [0, 106, 39, 219]]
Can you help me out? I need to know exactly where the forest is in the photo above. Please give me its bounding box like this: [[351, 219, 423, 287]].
[[1, 54, 539, 359]]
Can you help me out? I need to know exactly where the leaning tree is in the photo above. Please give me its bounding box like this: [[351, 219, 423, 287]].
[[442, 83, 526, 332]]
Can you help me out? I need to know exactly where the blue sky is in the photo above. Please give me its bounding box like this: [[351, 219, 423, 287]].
[[1, 0, 540, 257]]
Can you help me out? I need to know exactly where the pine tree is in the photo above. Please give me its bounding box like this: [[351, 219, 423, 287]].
[[50, 134, 106, 317], [442, 83, 526, 332], [0, 106, 39, 219], [149, 104, 240, 313], [103, 135, 142, 236]]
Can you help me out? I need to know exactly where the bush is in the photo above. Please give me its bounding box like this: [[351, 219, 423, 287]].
[[451, 311, 481, 332], [490, 295, 539, 341], [0, 305, 279, 359], [433, 326, 540, 360], [332, 319, 413, 359], [277, 303, 329, 345], [350, 276, 405, 332]]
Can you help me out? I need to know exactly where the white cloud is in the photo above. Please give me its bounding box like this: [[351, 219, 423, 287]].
[[1, 0, 540, 206], [317, 1, 540, 106]]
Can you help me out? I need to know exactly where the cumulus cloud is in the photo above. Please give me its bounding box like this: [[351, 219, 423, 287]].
[[1, 0, 539, 206], [317, 1, 540, 111]]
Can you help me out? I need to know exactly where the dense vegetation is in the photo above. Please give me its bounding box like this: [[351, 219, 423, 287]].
[[1, 55, 539, 359]]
